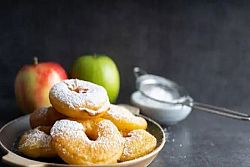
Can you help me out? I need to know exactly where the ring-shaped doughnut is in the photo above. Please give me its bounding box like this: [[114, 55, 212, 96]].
[[73, 118, 104, 140], [18, 126, 57, 158], [49, 79, 110, 119], [30, 106, 66, 128], [102, 104, 147, 136], [50, 119, 125, 165], [119, 129, 157, 161]]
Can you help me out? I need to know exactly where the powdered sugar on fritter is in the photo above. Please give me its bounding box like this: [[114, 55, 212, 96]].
[[50, 119, 85, 139], [120, 129, 157, 161], [50, 119, 125, 164], [19, 128, 52, 149], [49, 79, 110, 115], [91, 120, 125, 151], [122, 130, 145, 157], [108, 104, 138, 122]]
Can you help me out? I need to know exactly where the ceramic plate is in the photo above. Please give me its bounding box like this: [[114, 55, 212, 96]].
[[0, 113, 165, 167]]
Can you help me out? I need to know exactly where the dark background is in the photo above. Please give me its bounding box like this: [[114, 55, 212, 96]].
[[1, 0, 250, 124], [3, 1, 250, 166]]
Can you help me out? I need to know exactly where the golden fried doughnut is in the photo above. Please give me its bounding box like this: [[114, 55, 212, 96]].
[[49, 79, 110, 119], [74, 118, 104, 140], [30, 106, 66, 128], [18, 126, 57, 158], [102, 104, 147, 136], [119, 129, 157, 161], [50, 119, 125, 165]]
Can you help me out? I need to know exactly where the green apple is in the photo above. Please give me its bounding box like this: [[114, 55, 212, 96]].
[[70, 55, 120, 103]]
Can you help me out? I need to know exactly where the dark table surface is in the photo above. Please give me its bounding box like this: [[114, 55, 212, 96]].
[[152, 107, 250, 167], [1, 106, 250, 167]]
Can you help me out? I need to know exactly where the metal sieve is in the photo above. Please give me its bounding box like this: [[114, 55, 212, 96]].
[[134, 67, 250, 121]]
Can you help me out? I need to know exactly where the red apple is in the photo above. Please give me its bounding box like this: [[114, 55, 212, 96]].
[[15, 57, 67, 113]]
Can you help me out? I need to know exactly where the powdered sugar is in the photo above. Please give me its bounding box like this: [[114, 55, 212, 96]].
[[19, 128, 52, 149], [50, 119, 125, 164], [107, 104, 138, 122], [50, 119, 85, 139], [122, 130, 145, 157], [92, 120, 125, 150], [120, 129, 157, 161], [49, 79, 110, 115], [51, 119, 124, 149]]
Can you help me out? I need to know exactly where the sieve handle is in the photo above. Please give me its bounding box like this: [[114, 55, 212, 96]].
[[191, 102, 250, 121]]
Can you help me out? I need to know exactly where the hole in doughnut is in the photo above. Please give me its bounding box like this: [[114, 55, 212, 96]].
[[84, 127, 98, 141], [69, 85, 89, 93], [72, 118, 104, 141]]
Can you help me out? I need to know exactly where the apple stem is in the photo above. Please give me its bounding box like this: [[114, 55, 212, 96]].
[[33, 57, 38, 65]]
